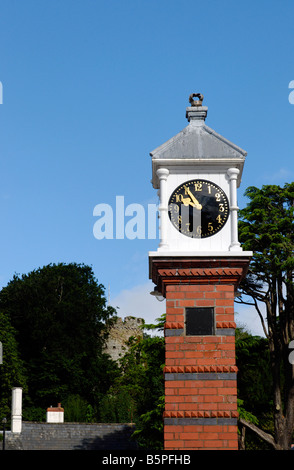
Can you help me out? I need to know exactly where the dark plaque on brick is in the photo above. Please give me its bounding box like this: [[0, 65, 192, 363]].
[[185, 307, 215, 335]]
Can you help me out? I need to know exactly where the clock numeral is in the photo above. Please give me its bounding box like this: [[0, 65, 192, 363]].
[[169, 203, 179, 213], [215, 193, 221, 202], [196, 225, 202, 235], [207, 185, 211, 194], [175, 194, 183, 203], [194, 182, 202, 192], [216, 214, 222, 223], [219, 203, 224, 212], [208, 222, 213, 232], [184, 186, 190, 195]]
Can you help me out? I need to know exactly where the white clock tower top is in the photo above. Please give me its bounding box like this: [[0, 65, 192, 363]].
[[149, 94, 251, 257]]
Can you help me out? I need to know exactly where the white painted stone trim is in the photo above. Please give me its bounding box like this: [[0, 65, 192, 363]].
[[11, 387, 22, 433]]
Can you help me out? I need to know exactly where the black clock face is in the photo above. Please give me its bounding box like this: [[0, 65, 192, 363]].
[[168, 179, 229, 238]]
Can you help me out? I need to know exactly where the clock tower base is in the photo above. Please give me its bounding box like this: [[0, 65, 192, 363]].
[[149, 254, 251, 450]]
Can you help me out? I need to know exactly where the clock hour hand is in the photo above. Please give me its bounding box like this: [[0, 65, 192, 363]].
[[185, 187, 202, 210], [181, 197, 200, 209]]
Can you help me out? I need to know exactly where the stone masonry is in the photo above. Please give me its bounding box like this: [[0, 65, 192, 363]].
[[104, 316, 144, 362]]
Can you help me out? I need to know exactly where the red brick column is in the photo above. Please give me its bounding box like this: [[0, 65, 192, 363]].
[[149, 256, 251, 451]]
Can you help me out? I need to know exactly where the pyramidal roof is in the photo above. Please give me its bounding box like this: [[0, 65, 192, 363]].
[[150, 94, 247, 188]]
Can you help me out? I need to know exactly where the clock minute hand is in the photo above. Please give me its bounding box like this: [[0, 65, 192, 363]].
[[186, 187, 202, 210]]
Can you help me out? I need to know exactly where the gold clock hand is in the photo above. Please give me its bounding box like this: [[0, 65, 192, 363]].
[[182, 197, 191, 206], [181, 197, 199, 209], [185, 187, 202, 209]]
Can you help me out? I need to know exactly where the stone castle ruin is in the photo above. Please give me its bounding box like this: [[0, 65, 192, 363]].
[[103, 316, 144, 362]]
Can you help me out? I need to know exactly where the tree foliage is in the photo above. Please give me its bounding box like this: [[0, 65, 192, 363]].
[[237, 183, 294, 449], [235, 327, 273, 449], [236, 327, 272, 416], [0, 312, 27, 423], [0, 263, 119, 418], [98, 321, 165, 449]]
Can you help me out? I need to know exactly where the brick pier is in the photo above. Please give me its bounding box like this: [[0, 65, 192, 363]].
[[150, 255, 250, 450]]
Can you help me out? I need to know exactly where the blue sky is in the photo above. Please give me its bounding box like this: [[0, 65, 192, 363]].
[[0, 0, 293, 335]]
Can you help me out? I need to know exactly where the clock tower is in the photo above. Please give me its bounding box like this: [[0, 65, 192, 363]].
[[149, 94, 252, 450]]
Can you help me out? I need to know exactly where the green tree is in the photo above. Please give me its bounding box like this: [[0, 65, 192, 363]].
[[237, 183, 294, 449], [62, 394, 95, 422], [0, 263, 118, 418], [99, 318, 165, 448], [100, 334, 164, 420], [132, 395, 164, 450], [236, 327, 273, 449], [236, 327, 272, 417], [0, 312, 27, 423]]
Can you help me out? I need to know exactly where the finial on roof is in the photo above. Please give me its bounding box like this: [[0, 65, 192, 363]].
[[189, 93, 204, 107], [186, 93, 207, 123]]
